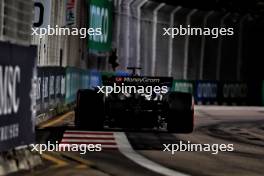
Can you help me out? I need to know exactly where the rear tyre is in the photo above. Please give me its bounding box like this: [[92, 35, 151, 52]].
[[75, 89, 105, 130], [166, 92, 194, 133]]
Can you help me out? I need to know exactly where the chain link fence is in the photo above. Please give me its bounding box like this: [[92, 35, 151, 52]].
[[113, 0, 257, 82]]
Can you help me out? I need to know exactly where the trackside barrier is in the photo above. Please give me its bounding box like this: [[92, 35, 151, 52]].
[[171, 80, 194, 94], [36, 69, 264, 117], [115, 71, 131, 76], [37, 67, 102, 113], [37, 67, 66, 114], [172, 80, 262, 106], [36, 68, 131, 123], [101, 71, 116, 77], [0, 42, 36, 152], [36, 67, 108, 117], [65, 67, 89, 104], [194, 81, 219, 105], [220, 82, 248, 105], [89, 70, 102, 89]]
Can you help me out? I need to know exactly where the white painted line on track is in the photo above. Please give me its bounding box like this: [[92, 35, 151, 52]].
[[64, 130, 113, 134], [114, 132, 190, 176], [61, 139, 116, 143], [61, 131, 118, 150], [59, 142, 117, 149], [63, 134, 115, 138]]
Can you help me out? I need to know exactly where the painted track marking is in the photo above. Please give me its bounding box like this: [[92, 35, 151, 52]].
[[114, 132, 190, 176], [61, 131, 118, 150]]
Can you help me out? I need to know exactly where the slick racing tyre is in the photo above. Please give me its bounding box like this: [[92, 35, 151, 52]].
[[75, 89, 105, 130], [166, 92, 194, 133]]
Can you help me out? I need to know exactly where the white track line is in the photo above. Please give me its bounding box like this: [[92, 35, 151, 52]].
[[63, 134, 115, 138], [61, 131, 118, 150], [64, 130, 113, 134], [114, 132, 190, 176], [59, 143, 117, 149], [61, 139, 116, 143]]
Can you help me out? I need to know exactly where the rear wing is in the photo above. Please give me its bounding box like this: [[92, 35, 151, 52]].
[[102, 76, 173, 88]]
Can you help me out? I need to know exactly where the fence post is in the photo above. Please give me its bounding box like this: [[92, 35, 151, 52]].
[[136, 0, 148, 72], [168, 6, 181, 77], [199, 11, 214, 80], [151, 3, 165, 76], [183, 9, 197, 80], [236, 14, 249, 81], [216, 13, 230, 80]]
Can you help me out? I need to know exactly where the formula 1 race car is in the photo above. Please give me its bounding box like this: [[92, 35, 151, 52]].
[[75, 70, 194, 133]]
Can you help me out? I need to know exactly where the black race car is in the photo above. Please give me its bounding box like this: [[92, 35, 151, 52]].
[[75, 74, 194, 133]]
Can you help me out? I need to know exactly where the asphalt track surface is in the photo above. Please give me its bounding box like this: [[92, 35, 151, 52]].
[[9, 106, 264, 176]]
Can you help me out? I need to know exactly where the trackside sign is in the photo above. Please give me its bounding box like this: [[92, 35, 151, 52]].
[[0, 42, 36, 152], [88, 0, 113, 51], [33, 0, 51, 28]]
